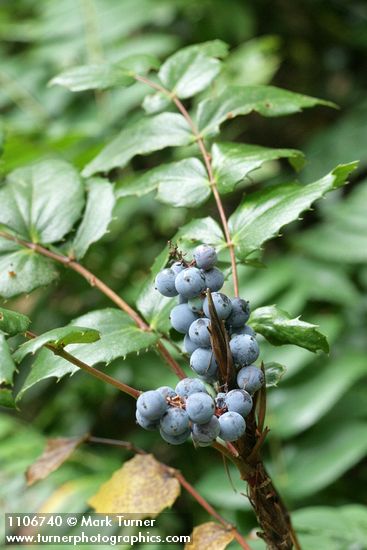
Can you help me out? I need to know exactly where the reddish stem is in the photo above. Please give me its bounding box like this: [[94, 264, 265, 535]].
[[0, 230, 186, 379], [25, 330, 141, 398]]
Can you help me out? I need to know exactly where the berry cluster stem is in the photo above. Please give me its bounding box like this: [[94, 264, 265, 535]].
[[135, 75, 240, 297]]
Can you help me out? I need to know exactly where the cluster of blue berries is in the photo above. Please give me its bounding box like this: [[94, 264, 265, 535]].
[[135, 244, 264, 445], [136, 376, 261, 445]]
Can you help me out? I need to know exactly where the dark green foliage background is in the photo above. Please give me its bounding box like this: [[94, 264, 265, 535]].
[[1, 1, 367, 548]]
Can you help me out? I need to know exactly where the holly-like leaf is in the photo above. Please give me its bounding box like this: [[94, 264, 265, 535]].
[[71, 178, 115, 259], [83, 113, 193, 177], [17, 309, 158, 399], [0, 388, 15, 408], [250, 305, 329, 353], [26, 435, 88, 486], [13, 326, 101, 363], [264, 362, 286, 387], [0, 238, 58, 299], [158, 40, 228, 99], [0, 306, 30, 336], [186, 522, 235, 550], [88, 454, 180, 516], [0, 159, 84, 243], [197, 85, 336, 137], [50, 54, 160, 91], [117, 158, 210, 208], [229, 163, 358, 261], [212, 142, 305, 194]]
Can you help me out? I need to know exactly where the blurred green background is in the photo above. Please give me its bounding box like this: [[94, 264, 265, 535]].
[[1, 1, 367, 548]]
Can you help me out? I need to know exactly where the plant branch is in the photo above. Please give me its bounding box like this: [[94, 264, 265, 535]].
[[25, 330, 141, 398], [0, 230, 186, 379], [87, 435, 252, 550], [135, 75, 240, 297]]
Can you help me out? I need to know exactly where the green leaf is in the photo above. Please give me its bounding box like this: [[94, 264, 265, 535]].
[[142, 92, 171, 114], [269, 353, 367, 438], [0, 238, 58, 299], [13, 326, 101, 363], [251, 305, 329, 353], [17, 309, 158, 399], [71, 178, 115, 259], [83, 113, 193, 177], [137, 246, 173, 332], [212, 142, 305, 194], [0, 159, 84, 243], [0, 306, 30, 336], [0, 334, 17, 385], [50, 54, 160, 91], [158, 40, 228, 99], [264, 362, 286, 387], [229, 162, 358, 261], [197, 85, 336, 137], [278, 420, 367, 499], [292, 505, 367, 549], [117, 158, 210, 208]]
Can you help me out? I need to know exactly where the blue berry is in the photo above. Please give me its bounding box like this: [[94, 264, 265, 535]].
[[155, 268, 178, 297], [203, 292, 232, 320], [188, 296, 204, 314], [160, 427, 191, 445], [186, 392, 215, 424], [225, 389, 252, 417], [160, 407, 190, 436], [226, 298, 250, 328], [237, 366, 264, 394], [193, 244, 217, 270], [190, 348, 218, 378], [178, 294, 188, 304], [203, 267, 224, 292], [175, 377, 207, 399], [230, 325, 255, 337], [192, 415, 220, 446], [136, 409, 159, 431], [136, 390, 167, 420], [175, 267, 206, 299], [230, 334, 259, 367], [171, 261, 185, 276], [157, 386, 176, 400], [218, 411, 246, 441], [170, 304, 199, 334], [183, 334, 200, 355], [189, 318, 211, 347]]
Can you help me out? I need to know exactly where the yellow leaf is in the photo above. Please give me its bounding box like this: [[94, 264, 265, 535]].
[[26, 435, 88, 486], [88, 454, 180, 517], [186, 522, 235, 550]]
